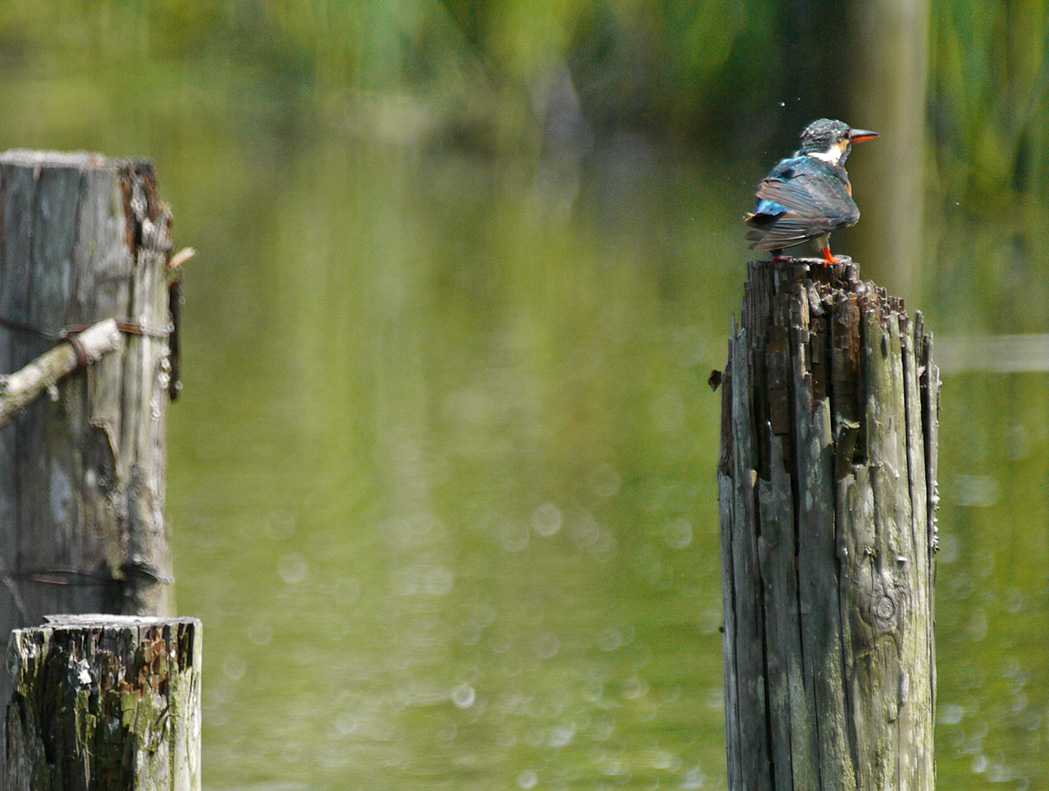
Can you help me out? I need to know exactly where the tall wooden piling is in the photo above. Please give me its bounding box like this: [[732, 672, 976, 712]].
[[0, 152, 176, 769], [6, 615, 201, 790], [718, 259, 939, 790]]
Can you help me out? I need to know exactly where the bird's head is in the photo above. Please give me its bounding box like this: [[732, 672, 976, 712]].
[[798, 118, 878, 166]]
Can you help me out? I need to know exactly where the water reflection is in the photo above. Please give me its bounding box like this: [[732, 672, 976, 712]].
[[158, 133, 1048, 791], [169, 144, 736, 789], [937, 334, 1049, 373], [931, 361, 1048, 790]]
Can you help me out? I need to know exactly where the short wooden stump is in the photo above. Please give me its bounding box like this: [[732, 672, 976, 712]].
[[6, 615, 201, 791]]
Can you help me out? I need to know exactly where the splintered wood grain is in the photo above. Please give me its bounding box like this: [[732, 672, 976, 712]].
[[790, 280, 853, 791], [758, 431, 815, 790], [725, 325, 772, 790], [717, 327, 741, 791], [918, 313, 940, 726], [718, 259, 938, 790]]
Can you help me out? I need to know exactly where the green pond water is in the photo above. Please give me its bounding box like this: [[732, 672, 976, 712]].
[[160, 138, 1046, 789]]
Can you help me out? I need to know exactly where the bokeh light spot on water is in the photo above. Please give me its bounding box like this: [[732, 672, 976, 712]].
[[966, 610, 988, 642], [334, 712, 360, 737], [530, 502, 564, 536], [547, 721, 577, 747], [497, 520, 531, 553], [535, 631, 561, 660], [662, 517, 693, 549], [632, 542, 674, 589], [1004, 423, 1032, 461], [680, 765, 710, 789], [567, 509, 601, 548], [276, 552, 309, 584], [647, 748, 683, 772], [451, 682, 476, 709], [938, 531, 959, 564], [939, 703, 965, 725], [697, 607, 722, 635], [621, 676, 650, 700], [458, 620, 483, 646], [247, 618, 273, 646], [389, 563, 455, 596], [598, 626, 624, 652], [952, 474, 1001, 507], [582, 679, 604, 702], [1004, 587, 1025, 613], [383, 512, 448, 549], [222, 654, 246, 681], [597, 756, 628, 780]]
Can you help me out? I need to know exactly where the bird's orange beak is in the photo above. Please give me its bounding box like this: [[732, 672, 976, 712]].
[[849, 128, 879, 144]]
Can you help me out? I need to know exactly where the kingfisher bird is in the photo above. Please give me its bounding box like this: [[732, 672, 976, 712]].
[[745, 118, 878, 264]]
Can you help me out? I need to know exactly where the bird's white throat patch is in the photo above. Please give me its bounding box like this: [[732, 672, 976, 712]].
[[807, 146, 843, 165], [807, 139, 848, 166]]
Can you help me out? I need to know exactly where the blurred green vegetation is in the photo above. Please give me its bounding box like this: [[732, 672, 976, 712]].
[[930, 0, 1049, 204], [4, 0, 1049, 199]]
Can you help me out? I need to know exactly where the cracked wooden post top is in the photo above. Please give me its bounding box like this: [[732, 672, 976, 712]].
[[718, 257, 940, 790], [6, 615, 202, 791]]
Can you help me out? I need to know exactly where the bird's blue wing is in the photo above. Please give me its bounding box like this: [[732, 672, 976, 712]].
[[745, 158, 859, 250], [754, 175, 857, 225]]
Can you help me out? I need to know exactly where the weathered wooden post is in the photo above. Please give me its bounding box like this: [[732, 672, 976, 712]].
[[6, 615, 201, 790], [718, 259, 939, 789], [0, 151, 177, 769]]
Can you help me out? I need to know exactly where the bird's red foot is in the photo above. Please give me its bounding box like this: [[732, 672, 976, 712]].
[[821, 247, 841, 265], [771, 254, 794, 263]]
